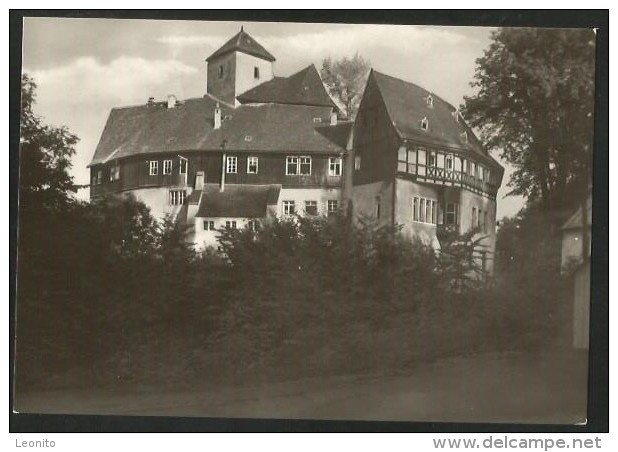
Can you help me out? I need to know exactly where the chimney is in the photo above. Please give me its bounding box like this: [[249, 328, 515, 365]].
[[214, 102, 222, 129], [330, 110, 338, 126], [167, 94, 177, 109], [195, 171, 205, 191], [220, 153, 226, 192]]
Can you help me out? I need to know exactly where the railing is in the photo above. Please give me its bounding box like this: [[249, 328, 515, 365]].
[[400, 163, 497, 196]]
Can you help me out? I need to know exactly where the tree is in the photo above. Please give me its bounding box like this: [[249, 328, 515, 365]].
[[19, 74, 79, 214], [462, 28, 595, 211], [320, 53, 370, 119]]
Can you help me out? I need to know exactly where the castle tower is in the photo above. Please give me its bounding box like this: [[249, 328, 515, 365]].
[[206, 27, 276, 105]]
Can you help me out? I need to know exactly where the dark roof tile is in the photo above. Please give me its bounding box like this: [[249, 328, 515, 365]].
[[90, 100, 346, 166], [196, 184, 281, 218], [206, 29, 275, 62], [371, 71, 501, 167], [237, 65, 336, 108]]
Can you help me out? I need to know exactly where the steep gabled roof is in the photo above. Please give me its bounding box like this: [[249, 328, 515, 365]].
[[237, 65, 336, 108], [315, 121, 354, 150], [370, 70, 500, 167], [196, 184, 281, 218], [206, 29, 275, 62], [562, 197, 593, 231], [89, 99, 346, 166]]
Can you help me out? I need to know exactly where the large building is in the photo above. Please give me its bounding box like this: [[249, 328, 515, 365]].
[[89, 28, 503, 260]]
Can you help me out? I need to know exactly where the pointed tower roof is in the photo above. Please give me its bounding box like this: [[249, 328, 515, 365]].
[[206, 28, 276, 62], [237, 64, 336, 108]]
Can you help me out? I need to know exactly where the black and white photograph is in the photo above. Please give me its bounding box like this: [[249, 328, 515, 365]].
[[10, 11, 607, 430]]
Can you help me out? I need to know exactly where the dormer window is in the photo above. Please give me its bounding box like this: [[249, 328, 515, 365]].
[[452, 109, 460, 122], [254, 66, 260, 80], [426, 95, 433, 108], [420, 117, 429, 131], [461, 131, 468, 143], [313, 117, 322, 123], [244, 135, 253, 142]]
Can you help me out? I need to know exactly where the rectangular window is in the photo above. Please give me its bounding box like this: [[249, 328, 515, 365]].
[[445, 155, 453, 170], [407, 149, 416, 174], [218, 65, 224, 78], [283, 200, 295, 215], [327, 200, 338, 216], [247, 220, 258, 231], [445, 203, 458, 225], [354, 155, 361, 170], [299, 156, 312, 175], [305, 200, 318, 216], [419, 199, 425, 222], [203, 220, 215, 231], [329, 157, 342, 176], [179, 158, 187, 174], [478, 209, 482, 229], [110, 165, 120, 181], [417, 148, 426, 176], [163, 159, 173, 175], [484, 211, 488, 233], [286, 156, 299, 175], [225, 220, 237, 229], [426, 200, 431, 224], [428, 152, 436, 167], [96, 170, 103, 185], [254, 66, 260, 80], [149, 160, 158, 176], [413, 197, 418, 221], [397, 146, 407, 172], [247, 156, 259, 174], [472, 207, 477, 229], [169, 190, 186, 206], [226, 156, 237, 174], [376, 196, 381, 219], [432, 201, 437, 224]]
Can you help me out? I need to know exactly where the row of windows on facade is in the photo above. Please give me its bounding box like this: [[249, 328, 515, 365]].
[[397, 146, 494, 184], [408, 196, 489, 232], [283, 199, 339, 216], [202, 220, 259, 231], [225, 156, 343, 177], [218, 64, 261, 80]]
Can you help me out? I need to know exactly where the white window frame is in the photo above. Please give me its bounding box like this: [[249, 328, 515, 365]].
[[283, 200, 296, 216], [203, 220, 215, 231], [110, 164, 120, 181], [304, 200, 318, 216], [299, 156, 312, 175], [426, 95, 433, 107], [226, 156, 237, 174], [163, 159, 173, 175], [247, 156, 259, 174], [421, 117, 429, 131], [149, 160, 158, 176], [327, 200, 338, 216], [225, 220, 237, 229], [169, 189, 186, 206], [354, 155, 361, 170], [445, 203, 459, 225], [286, 156, 299, 175], [179, 158, 187, 174], [329, 157, 342, 176]]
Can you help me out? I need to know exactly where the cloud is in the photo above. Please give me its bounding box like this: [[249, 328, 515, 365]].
[[26, 56, 198, 107], [262, 25, 469, 60], [24, 56, 200, 190]]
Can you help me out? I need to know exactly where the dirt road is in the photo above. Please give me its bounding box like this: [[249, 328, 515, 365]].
[[14, 350, 587, 424]]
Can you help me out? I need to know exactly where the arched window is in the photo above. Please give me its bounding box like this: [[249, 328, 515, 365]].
[[426, 95, 433, 107]]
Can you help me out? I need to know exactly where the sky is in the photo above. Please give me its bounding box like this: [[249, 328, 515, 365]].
[[21, 17, 525, 220]]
